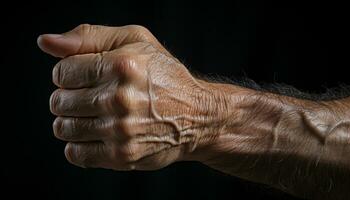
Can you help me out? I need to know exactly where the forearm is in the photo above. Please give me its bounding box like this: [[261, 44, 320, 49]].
[[40, 24, 349, 199], [187, 82, 350, 199]]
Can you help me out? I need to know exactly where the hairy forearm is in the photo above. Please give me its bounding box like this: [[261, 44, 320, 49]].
[[187, 82, 350, 199], [40, 24, 349, 199]]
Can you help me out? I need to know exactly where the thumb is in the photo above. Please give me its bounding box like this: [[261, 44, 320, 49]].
[[37, 24, 157, 58], [37, 33, 82, 58]]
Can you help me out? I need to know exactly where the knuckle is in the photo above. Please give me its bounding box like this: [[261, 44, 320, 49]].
[[70, 118, 79, 135], [49, 90, 61, 115], [52, 61, 64, 86], [127, 25, 151, 38], [128, 25, 154, 42], [74, 24, 93, 34], [53, 117, 64, 139], [114, 118, 134, 137], [74, 24, 106, 40], [114, 86, 135, 111], [64, 143, 77, 164], [64, 143, 91, 167], [57, 118, 79, 140], [53, 56, 79, 87], [112, 54, 138, 78], [95, 53, 106, 80]]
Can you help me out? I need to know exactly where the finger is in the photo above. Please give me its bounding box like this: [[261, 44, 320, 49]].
[[53, 53, 108, 89], [52, 50, 139, 89], [50, 88, 102, 117], [64, 142, 110, 168], [37, 24, 165, 58], [53, 117, 110, 142]]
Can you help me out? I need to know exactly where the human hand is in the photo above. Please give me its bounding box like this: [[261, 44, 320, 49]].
[[38, 24, 230, 170]]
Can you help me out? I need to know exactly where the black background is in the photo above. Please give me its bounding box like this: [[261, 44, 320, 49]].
[[1, 0, 349, 199]]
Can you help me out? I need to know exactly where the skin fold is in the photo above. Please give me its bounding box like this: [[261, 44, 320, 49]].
[[37, 24, 350, 199]]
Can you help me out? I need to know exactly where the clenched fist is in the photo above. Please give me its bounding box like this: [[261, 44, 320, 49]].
[[37, 24, 350, 199], [38, 24, 232, 170]]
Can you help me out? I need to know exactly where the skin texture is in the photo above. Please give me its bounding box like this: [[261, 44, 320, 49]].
[[38, 24, 350, 199]]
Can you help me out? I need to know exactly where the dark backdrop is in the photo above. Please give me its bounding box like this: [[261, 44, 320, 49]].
[[1, 0, 349, 199]]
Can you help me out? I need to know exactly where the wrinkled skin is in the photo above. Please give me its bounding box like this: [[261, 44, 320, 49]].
[[38, 24, 228, 170], [38, 24, 350, 199]]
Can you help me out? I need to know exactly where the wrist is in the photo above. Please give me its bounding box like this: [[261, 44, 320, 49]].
[[182, 81, 269, 162], [183, 82, 300, 172]]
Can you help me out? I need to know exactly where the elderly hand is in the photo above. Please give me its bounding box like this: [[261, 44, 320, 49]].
[[38, 24, 231, 170]]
